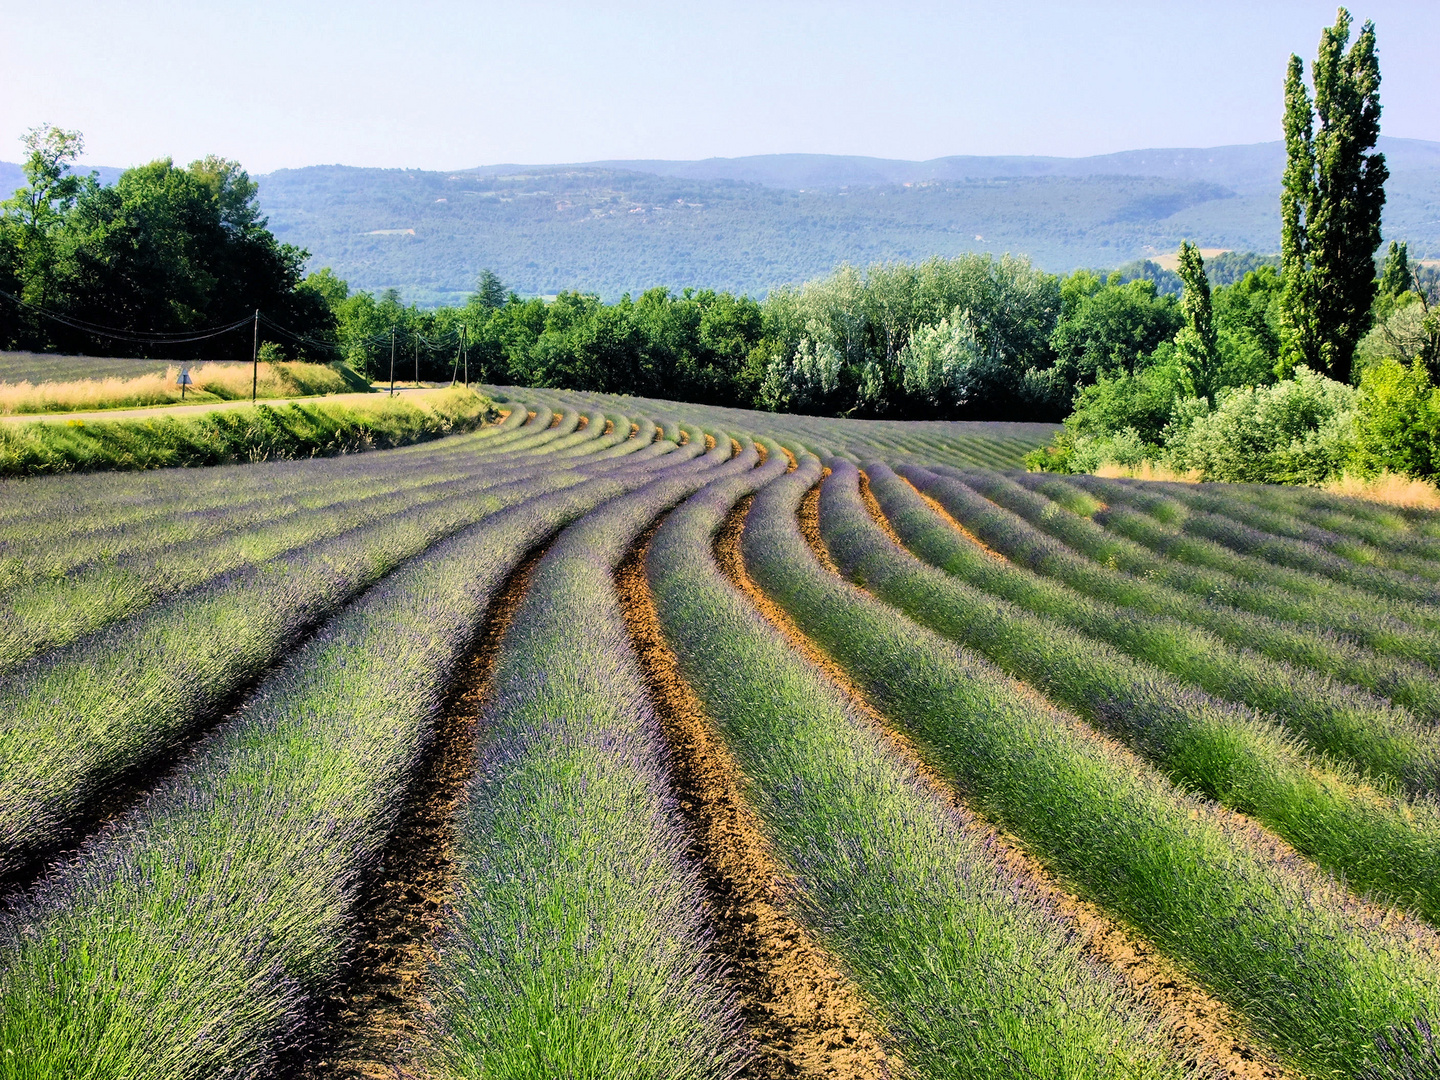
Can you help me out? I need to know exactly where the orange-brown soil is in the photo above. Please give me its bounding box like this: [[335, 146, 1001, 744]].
[[616, 529, 894, 1080], [729, 487, 1296, 1080], [295, 550, 546, 1080]]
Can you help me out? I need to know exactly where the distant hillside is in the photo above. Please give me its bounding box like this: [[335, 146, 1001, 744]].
[[6, 140, 1440, 305]]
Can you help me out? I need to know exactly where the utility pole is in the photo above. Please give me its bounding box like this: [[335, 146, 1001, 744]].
[[415, 334, 420, 388], [389, 326, 396, 396], [462, 324, 468, 387], [251, 310, 259, 402]]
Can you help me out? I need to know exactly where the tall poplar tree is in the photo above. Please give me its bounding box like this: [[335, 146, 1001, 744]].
[[1278, 8, 1387, 385], [1173, 241, 1219, 396]]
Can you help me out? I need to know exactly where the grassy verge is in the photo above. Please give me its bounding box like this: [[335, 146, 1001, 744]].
[[0, 360, 368, 415], [865, 462, 1440, 795], [0, 469, 675, 1077], [646, 450, 1187, 1078], [428, 443, 748, 1078], [0, 386, 496, 476], [825, 459, 1440, 926], [743, 453, 1440, 1078]]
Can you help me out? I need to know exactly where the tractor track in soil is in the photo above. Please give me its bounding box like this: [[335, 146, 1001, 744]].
[[617, 520, 895, 1080], [292, 547, 548, 1080]]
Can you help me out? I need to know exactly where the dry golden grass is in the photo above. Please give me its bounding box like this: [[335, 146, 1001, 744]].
[[1324, 472, 1440, 509], [1094, 461, 1202, 483], [0, 362, 354, 415]]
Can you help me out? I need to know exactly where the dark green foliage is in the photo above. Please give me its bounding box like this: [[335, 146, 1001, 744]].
[[1049, 271, 1183, 386], [1279, 9, 1388, 384], [0, 132, 335, 362], [1379, 241, 1413, 299], [1174, 243, 1220, 396]]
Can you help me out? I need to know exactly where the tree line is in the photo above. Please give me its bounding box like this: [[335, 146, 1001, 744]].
[[0, 128, 333, 361]]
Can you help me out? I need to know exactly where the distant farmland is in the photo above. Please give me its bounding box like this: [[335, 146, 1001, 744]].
[[0, 392, 1438, 1078]]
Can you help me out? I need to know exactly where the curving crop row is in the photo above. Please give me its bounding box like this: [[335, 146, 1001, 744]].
[[427, 442, 754, 1078], [0, 441, 700, 882], [0, 441, 638, 673], [1225, 481, 1440, 557], [645, 449, 1187, 1079], [863, 462, 1440, 795], [824, 458, 1440, 927], [1060, 473, 1440, 607], [1108, 476, 1440, 582], [743, 452, 1440, 1078], [1053, 476, 1440, 644], [897, 464, 1440, 721], [0, 462, 695, 1078], [950, 466, 1440, 677]]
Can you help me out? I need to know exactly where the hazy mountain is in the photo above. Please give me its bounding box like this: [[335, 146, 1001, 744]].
[[5, 139, 1439, 305]]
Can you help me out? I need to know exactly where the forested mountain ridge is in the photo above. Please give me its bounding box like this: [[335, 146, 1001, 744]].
[[5, 139, 1439, 305]]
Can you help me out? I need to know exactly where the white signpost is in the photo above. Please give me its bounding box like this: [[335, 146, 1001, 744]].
[[177, 366, 193, 401]]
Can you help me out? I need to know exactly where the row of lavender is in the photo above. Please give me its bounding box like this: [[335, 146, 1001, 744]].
[[0, 405, 728, 1073]]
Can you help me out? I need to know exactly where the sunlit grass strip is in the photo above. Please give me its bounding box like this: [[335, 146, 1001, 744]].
[[825, 459, 1440, 928], [0, 450, 685, 878], [1066, 474, 1440, 607], [0, 471, 671, 1078], [864, 463, 1440, 796], [744, 453, 1440, 1078], [899, 465, 1440, 722], [428, 449, 751, 1079], [953, 466, 1440, 679], [0, 385, 497, 477], [645, 452, 1186, 1079]]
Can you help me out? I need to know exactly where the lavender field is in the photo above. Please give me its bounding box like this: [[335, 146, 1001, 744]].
[[1, 398, 1439, 1080]]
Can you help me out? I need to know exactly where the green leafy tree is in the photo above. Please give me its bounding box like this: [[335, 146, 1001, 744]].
[[1378, 240, 1411, 299], [1173, 242, 1220, 396], [472, 269, 507, 310], [1, 126, 89, 314], [1278, 8, 1388, 384]]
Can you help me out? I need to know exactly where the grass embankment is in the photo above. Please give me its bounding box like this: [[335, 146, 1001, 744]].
[[951, 467, 1440, 683], [0, 385, 495, 476], [826, 459, 1440, 927], [864, 463, 1440, 796], [428, 439, 745, 1078], [646, 451, 1187, 1078], [744, 453, 1440, 1078], [0, 466, 685, 1077], [0, 432, 675, 882], [0, 360, 368, 415]]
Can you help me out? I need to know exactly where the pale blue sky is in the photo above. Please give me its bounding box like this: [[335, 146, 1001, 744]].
[[1, 1, 1435, 174]]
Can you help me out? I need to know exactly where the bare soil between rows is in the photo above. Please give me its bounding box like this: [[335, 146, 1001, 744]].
[[617, 521, 894, 1080], [292, 546, 547, 1080]]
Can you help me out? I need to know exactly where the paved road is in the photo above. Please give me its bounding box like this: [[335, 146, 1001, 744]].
[[0, 385, 458, 425]]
